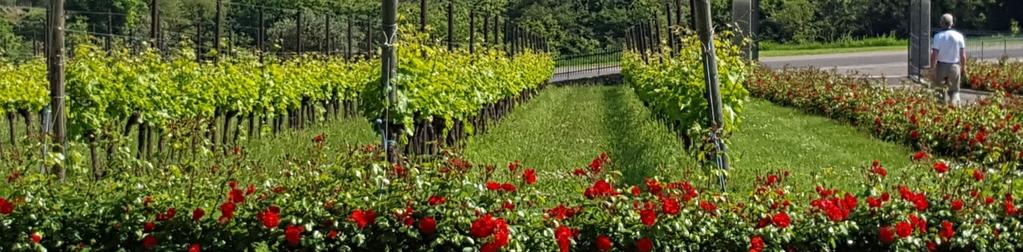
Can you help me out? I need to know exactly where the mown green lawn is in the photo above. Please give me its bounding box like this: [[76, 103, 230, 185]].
[[464, 85, 918, 194]]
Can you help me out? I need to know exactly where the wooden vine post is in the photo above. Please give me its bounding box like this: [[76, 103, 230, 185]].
[[47, 0, 67, 180], [447, 0, 454, 51], [381, 0, 399, 162], [694, 0, 729, 191], [214, 0, 222, 62]]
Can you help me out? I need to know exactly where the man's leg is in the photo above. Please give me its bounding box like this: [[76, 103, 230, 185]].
[[936, 64, 951, 104], [948, 64, 961, 106]]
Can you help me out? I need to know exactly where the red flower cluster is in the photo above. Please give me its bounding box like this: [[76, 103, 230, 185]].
[[661, 197, 681, 216], [974, 169, 985, 182], [349, 209, 377, 230], [912, 151, 929, 161], [772, 212, 791, 228], [951, 199, 964, 211], [699, 200, 717, 213], [428, 195, 446, 206], [285, 225, 303, 246], [1006, 194, 1018, 216], [470, 214, 510, 252], [485, 181, 516, 193], [933, 161, 949, 174], [588, 152, 610, 173], [522, 168, 537, 185], [940, 220, 955, 240], [418, 217, 437, 235], [866, 192, 891, 209], [898, 185, 929, 211], [546, 205, 582, 221], [870, 160, 887, 177], [810, 188, 856, 222], [879, 225, 896, 244], [635, 237, 653, 252], [258, 206, 281, 229], [596, 235, 614, 251], [192, 208, 205, 222], [508, 160, 520, 172], [29, 232, 41, 244], [749, 235, 765, 252], [584, 180, 616, 199], [639, 202, 657, 227], [142, 235, 158, 249], [312, 133, 324, 144], [155, 207, 176, 222], [0, 197, 13, 215], [218, 202, 236, 224], [554, 225, 576, 252]]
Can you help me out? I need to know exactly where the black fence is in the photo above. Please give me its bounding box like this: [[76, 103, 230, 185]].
[[551, 47, 623, 83]]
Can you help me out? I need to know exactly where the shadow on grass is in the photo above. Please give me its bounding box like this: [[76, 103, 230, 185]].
[[600, 87, 670, 184]]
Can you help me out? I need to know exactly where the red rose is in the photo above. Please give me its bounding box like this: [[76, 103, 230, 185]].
[[933, 162, 949, 174], [228, 188, 245, 204], [912, 151, 929, 161], [493, 218, 510, 246], [486, 181, 501, 191], [772, 212, 791, 228], [1005, 198, 1018, 216], [0, 197, 12, 215], [572, 168, 586, 176], [508, 161, 520, 172], [879, 226, 896, 244], [986, 196, 995, 205], [29, 232, 41, 244], [640, 208, 657, 227], [192, 208, 205, 222], [349, 209, 376, 230], [940, 220, 955, 240], [596, 235, 613, 252], [951, 199, 964, 211], [188, 243, 201, 252], [927, 241, 938, 251], [393, 163, 407, 177], [326, 230, 338, 240], [258, 206, 281, 229], [584, 180, 616, 199], [312, 133, 324, 144], [143, 222, 156, 233], [914, 196, 929, 212], [555, 225, 575, 252], [428, 195, 446, 206], [896, 221, 913, 238], [142, 235, 158, 250], [245, 184, 256, 195], [156, 208, 176, 222], [631, 186, 641, 196], [871, 163, 887, 177], [285, 225, 303, 246], [867, 196, 882, 208], [700, 200, 717, 213], [418, 217, 437, 235], [973, 169, 985, 182], [218, 202, 236, 224], [635, 237, 653, 252], [522, 168, 537, 185], [910, 130, 920, 139], [661, 197, 680, 216], [501, 183, 516, 192], [750, 235, 765, 252], [502, 201, 515, 211], [470, 214, 497, 238]]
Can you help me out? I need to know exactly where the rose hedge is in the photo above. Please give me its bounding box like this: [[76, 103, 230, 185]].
[[966, 60, 1023, 94], [748, 67, 1023, 167], [1, 138, 1022, 251]]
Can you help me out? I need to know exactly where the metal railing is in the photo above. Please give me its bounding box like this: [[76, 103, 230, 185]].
[[969, 36, 1023, 60], [551, 47, 623, 82]]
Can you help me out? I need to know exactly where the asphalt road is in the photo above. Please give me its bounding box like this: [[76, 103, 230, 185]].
[[760, 47, 1023, 78]]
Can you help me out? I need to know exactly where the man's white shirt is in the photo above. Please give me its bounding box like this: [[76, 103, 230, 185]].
[[931, 29, 966, 64]]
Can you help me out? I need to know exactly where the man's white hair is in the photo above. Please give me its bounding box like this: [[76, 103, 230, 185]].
[[940, 13, 954, 28]]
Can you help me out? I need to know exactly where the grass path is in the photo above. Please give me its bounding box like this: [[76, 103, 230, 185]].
[[465, 85, 918, 194], [729, 99, 916, 192], [463, 85, 696, 185]]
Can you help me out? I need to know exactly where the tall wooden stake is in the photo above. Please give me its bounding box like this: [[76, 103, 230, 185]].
[[446, 0, 454, 51], [151, 0, 160, 49], [382, 0, 398, 162], [695, 0, 729, 191], [47, 0, 67, 180], [214, 0, 221, 62], [469, 9, 476, 53]]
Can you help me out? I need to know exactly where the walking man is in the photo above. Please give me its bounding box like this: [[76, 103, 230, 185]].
[[930, 13, 967, 106]]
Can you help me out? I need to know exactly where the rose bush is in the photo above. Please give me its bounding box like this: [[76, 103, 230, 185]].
[[748, 67, 1023, 167], [2, 137, 1022, 251], [966, 59, 1023, 94]]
